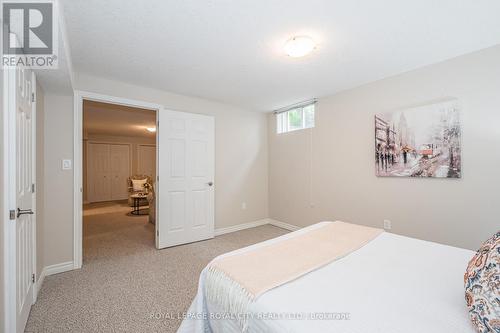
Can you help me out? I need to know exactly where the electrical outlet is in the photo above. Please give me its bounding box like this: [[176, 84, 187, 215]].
[[241, 202, 247, 210], [383, 219, 392, 230]]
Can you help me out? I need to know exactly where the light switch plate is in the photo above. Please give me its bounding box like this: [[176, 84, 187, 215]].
[[62, 159, 72, 170]]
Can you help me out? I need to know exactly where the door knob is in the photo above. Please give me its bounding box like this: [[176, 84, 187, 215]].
[[207, 182, 213, 187], [17, 208, 34, 218]]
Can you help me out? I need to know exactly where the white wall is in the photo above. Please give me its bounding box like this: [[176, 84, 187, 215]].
[[269, 45, 500, 250], [40, 73, 269, 267]]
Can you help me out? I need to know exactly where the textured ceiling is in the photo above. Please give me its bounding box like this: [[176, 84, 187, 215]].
[[34, 18, 73, 95], [63, 0, 500, 111]]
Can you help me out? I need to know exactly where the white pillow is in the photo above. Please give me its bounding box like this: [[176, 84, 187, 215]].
[[131, 179, 147, 191]]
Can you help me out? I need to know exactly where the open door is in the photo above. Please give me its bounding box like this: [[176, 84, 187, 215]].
[[157, 110, 215, 248], [3, 66, 37, 333], [15, 67, 37, 333]]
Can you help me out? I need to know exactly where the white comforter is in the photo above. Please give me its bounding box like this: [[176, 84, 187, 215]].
[[177, 223, 476, 333]]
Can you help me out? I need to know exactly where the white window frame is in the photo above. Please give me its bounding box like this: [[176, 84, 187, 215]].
[[276, 102, 315, 134]]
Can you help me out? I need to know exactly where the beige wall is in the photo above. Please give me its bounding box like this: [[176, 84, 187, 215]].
[[43, 94, 75, 267], [269, 45, 500, 250], [36, 83, 45, 277], [83, 134, 156, 202], [41, 74, 269, 267], [75, 74, 269, 229]]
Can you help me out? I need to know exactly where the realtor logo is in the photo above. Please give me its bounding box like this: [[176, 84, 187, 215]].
[[2, 0, 58, 68]]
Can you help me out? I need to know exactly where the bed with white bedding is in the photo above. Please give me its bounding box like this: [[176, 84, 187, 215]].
[[177, 222, 476, 333]]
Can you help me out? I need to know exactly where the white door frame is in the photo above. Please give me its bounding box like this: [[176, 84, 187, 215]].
[[2, 67, 38, 333], [2, 61, 17, 333], [73, 90, 162, 269]]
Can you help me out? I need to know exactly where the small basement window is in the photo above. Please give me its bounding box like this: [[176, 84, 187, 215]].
[[276, 102, 315, 134]]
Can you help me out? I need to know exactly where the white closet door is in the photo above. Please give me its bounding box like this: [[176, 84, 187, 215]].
[[87, 143, 111, 202], [137, 145, 156, 179], [110, 144, 130, 200]]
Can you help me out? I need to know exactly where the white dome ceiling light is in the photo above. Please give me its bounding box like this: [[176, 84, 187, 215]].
[[284, 36, 316, 58]]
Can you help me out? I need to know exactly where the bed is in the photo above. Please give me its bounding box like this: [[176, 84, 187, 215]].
[[177, 222, 476, 333]]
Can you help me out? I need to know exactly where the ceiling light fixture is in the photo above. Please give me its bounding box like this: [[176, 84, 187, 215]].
[[284, 36, 316, 58], [146, 127, 156, 132]]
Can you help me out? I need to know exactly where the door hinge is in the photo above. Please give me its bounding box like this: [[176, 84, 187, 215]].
[[9, 210, 16, 220], [32, 273, 35, 283], [32, 183, 35, 193], [31, 93, 35, 103], [157, 175, 159, 182], [156, 229, 159, 237]]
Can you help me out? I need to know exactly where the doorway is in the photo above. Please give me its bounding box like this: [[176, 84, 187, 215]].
[[74, 92, 161, 269], [73, 91, 216, 270], [82, 100, 157, 262]]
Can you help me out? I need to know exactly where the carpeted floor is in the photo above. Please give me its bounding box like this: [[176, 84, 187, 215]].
[[25, 201, 287, 333]]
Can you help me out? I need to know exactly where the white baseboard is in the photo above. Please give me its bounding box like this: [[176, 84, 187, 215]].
[[43, 261, 74, 276], [35, 261, 74, 299], [215, 219, 270, 236], [214, 218, 301, 236], [268, 219, 301, 232]]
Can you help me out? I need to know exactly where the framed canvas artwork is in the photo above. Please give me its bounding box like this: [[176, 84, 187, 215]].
[[375, 100, 461, 178]]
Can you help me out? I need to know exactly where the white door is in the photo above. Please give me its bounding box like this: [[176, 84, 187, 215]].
[[137, 144, 156, 179], [109, 144, 130, 200], [157, 110, 214, 248], [14, 68, 36, 332], [87, 143, 111, 202]]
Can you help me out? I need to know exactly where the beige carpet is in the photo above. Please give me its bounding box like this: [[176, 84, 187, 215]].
[[25, 201, 288, 333]]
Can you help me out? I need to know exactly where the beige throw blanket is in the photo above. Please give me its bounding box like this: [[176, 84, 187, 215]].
[[205, 221, 383, 330]]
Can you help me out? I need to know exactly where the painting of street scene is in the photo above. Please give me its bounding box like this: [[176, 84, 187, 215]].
[[375, 100, 461, 178]]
